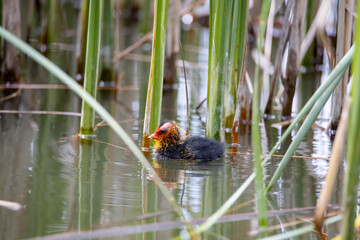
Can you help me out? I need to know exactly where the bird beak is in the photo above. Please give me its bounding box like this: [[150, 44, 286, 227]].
[[149, 127, 161, 140], [149, 133, 156, 139]]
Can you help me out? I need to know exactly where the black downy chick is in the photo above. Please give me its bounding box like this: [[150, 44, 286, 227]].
[[149, 121, 224, 161]]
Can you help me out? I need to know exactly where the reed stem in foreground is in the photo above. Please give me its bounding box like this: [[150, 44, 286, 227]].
[[252, 0, 271, 233], [340, 3, 360, 238]]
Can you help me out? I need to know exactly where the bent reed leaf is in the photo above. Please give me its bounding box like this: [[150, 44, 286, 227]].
[[266, 45, 354, 192], [0, 26, 194, 234]]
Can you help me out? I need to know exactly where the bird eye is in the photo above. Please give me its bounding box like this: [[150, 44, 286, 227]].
[[160, 129, 165, 134]]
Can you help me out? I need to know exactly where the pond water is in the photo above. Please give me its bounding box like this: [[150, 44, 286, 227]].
[[0, 3, 343, 240]]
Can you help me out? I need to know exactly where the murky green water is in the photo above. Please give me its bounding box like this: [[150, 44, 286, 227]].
[[0, 3, 343, 240]]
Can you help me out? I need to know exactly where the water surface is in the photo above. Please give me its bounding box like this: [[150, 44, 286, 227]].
[[0, 5, 342, 239]]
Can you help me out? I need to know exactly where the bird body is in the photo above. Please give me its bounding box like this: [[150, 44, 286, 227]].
[[149, 121, 224, 160]]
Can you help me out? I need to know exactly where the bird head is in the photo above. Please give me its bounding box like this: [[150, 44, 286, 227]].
[[149, 121, 182, 149]]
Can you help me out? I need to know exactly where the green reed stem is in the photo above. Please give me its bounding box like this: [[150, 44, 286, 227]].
[[80, 0, 103, 135], [206, 0, 232, 140], [142, 0, 169, 148], [225, 0, 248, 129], [340, 5, 360, 239], [207, 0, 215, 96], [47, 0, 57, 46], [252, 0, 272, 233]]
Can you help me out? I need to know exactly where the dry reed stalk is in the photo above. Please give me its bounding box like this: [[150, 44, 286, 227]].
[[264, 0, 293, 116], [299, 0, 331, 62], [232, 39, 248, 143], [313, 100, 350, 237], [114, 0, 121, 85], [330, 0, 354, 132], [0, 200, 22, 211], [114, 0, 206, 62], [281, 0, 307, 119], [262, 0, 275, 113], [1, 0, 21, 85], [75, 0, 89, 79], [164, 0, 180, 84]]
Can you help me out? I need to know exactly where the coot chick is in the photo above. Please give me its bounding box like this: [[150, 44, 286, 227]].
[[149, 121, 224, 161]]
